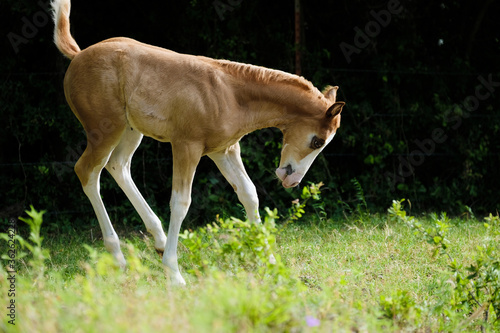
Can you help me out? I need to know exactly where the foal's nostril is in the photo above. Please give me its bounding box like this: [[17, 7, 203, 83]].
[[285, 164, 293, 176]]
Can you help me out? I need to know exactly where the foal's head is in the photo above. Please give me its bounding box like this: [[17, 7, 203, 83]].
[[276, 86, 345, 188]]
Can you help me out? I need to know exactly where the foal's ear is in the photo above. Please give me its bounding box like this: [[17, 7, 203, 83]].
[[326, 101, 345, 118], [323, 85, 339, 102]]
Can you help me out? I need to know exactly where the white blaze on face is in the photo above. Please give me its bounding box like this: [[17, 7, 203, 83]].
[[276, 132, 336, 188]]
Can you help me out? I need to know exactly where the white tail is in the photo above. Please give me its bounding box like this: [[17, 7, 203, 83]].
[[51, 0, 80, 59]]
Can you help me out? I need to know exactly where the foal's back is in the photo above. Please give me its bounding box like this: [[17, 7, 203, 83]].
[[64, 37, 240, 145]]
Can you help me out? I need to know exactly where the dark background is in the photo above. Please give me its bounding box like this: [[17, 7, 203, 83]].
[[1, 0, 499, 232]]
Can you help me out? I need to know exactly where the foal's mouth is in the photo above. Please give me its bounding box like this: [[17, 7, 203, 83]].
[[282, 180, 300, 188], [276, 165, 301, 188]]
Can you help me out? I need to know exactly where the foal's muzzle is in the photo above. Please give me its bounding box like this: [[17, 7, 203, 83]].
[[276, 164, 302, 188]]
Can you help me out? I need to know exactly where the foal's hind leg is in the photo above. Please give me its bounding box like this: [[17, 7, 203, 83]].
[[105, 126, 167, 253], [75, 131, 127, 268]]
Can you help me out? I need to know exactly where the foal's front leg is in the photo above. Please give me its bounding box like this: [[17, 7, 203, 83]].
[[162, 143, 202, 285], [209, 143, 276, 264], [208, 143, 260, 222]]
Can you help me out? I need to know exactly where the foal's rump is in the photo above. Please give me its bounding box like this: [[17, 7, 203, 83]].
[[63, 40, 127, 137]]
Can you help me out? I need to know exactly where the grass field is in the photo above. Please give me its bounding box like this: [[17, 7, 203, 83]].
[[1, 198, 499, 332]]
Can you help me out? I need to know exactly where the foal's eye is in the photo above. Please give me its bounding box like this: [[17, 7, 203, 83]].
[[310, 136, 325, 149]]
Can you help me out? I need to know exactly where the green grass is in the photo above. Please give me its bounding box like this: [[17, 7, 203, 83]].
[[1, 206, 499, 332]]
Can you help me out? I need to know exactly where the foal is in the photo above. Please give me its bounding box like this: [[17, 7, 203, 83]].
[[52, 0, 344, 285]]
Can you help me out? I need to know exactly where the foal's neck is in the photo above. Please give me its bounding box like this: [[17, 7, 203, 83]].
[[213, 60, 326, 131], [241, 81, 326, 131]]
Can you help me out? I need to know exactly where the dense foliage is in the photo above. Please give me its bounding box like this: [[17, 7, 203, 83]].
[[1, 0, 499, 230]]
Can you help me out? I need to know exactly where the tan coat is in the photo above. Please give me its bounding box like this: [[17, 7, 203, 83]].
[[52, 0, 344, 285]]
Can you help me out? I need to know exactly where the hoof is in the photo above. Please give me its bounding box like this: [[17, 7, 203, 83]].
[[155, 248, 164, 257], [114, 252, 127, 270], [171, 273, 187, 286]]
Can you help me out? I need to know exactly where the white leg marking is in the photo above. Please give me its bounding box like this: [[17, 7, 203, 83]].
[[106, 128, 167, 252], [162, 144, 201, 285], [209, 144, 277, 265], [163, 190, 190, 285], [209, 143, 260, 223], [82, 161, 126, 268]]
